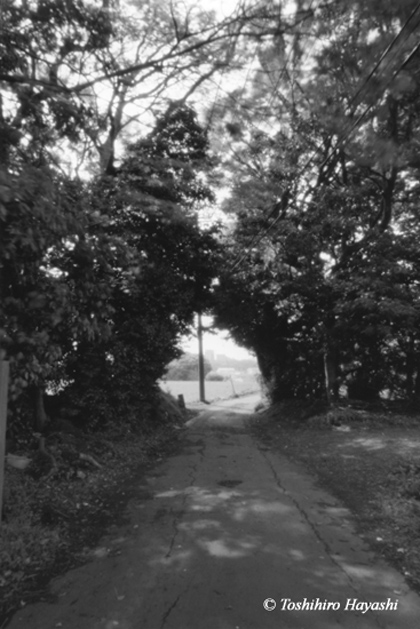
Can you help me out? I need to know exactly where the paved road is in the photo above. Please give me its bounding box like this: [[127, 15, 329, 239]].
[[7, 395, 420, 628]]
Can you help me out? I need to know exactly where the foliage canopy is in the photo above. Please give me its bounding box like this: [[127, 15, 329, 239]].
[[4, 0, 420, 437], [212, 0, 420, 404]]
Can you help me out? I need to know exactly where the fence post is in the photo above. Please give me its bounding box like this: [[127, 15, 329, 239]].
[[197, 312, 206, 403], [0, 355, 10, 523]]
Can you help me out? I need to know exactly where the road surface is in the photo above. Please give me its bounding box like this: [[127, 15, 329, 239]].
[[7, 394, 420, 628]]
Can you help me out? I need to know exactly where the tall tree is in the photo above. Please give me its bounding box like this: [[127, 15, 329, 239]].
[[1, 0, 243, 429], [60, 103, 221, 428], [213, 0, 420, 403]]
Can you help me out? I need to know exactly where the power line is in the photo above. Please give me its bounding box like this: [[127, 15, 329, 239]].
[[346, 0, 420, 111], [316, 38, 420, 180], [228, 9, 420, 274], [289, 0, 420, 192]]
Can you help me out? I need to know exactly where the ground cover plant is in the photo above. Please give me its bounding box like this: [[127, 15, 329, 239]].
[[0, 392, 186, 625], [251, 399, 420, 594], [3, 0, 420, 621]]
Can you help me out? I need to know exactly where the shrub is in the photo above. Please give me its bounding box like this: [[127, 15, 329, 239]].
[[205, 371, 225, 381], [165, 353, 212, 381]]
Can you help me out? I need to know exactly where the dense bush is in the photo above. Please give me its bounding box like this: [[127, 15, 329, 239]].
[[205, 371, 225, 381], [165, 353, 212, 381]]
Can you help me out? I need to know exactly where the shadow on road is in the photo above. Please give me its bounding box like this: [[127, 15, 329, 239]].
[[6, 395, 420, 629]]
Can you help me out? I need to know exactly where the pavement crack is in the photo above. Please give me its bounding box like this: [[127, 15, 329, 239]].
[[255, 441, 362, 597], [165, 441, 201, 559], [165, 508, 181, 559], [160, 593, 181, 628]]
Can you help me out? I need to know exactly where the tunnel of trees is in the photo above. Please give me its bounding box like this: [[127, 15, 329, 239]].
[[2, 0, 420, 442]]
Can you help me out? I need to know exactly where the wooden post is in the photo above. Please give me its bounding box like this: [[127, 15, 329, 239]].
[[229, 376, 238, 398], [197, 313, 206, 403], [0, 356, 10, 523]]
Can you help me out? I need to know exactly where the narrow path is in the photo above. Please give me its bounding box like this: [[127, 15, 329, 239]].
[[7, 395, 420, 629]]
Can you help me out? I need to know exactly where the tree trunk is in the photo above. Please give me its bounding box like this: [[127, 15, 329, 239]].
[[256, 351, 276, 402], [405, 335, 415, 399], [34, 385, 48, 431], [323, 339, 339, 405], [197, 313, 206, 403]]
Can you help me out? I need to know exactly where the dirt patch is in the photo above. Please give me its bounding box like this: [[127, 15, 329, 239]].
[[250, 401, 420, 594]]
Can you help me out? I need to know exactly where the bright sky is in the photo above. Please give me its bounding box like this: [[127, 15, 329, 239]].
[[181, 316, 256, 360], [182, 331, 255, 360]]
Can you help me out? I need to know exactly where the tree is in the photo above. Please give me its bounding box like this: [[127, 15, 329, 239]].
[[1, 0, 246, 431], [212, 0, 420, 404], [57, 103, 221, 428], [0, 0, 292, 176], [165, 353, 212, 381], [0, 1, 125, 429]]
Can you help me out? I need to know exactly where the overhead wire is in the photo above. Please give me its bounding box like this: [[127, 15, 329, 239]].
[[228, 1, 420, 273], [316, 40, 420, 177], [346, 0, 420, 111], [286, 0, 420, 191], [225, 0, 331, 269], [229, 50, 417, 272]]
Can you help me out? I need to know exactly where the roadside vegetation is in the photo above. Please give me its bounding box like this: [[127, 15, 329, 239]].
[[2, 0, 420, 622], [212, 1, 420, 409], [252, 400, 420, 594], [0, 392, 186, 624], [164, 354, 213, 382]]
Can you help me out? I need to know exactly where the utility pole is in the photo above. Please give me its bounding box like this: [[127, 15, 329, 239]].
[[197, 312, 206, 403], [0, 349, 10, 523]]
